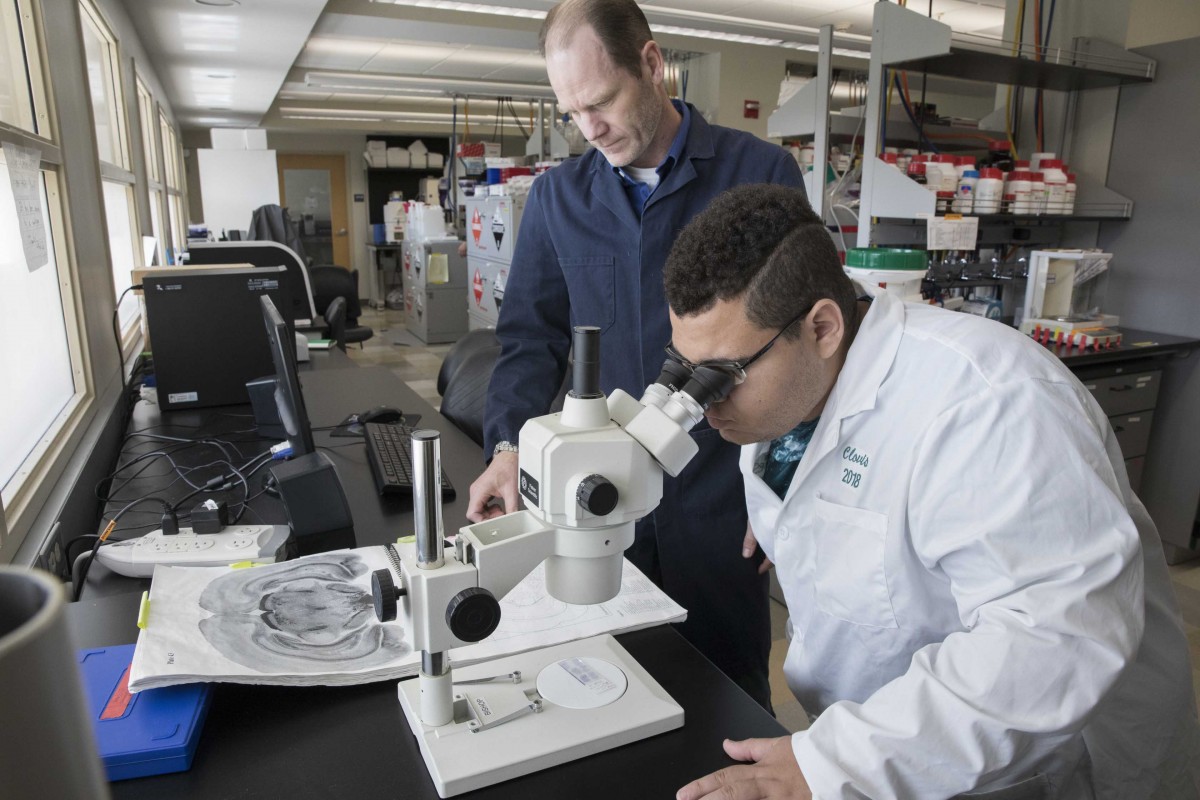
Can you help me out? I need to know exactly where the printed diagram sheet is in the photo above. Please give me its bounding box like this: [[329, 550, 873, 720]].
[[129, 547, 685, 692]]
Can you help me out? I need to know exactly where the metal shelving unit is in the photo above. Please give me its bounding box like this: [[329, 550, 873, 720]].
[[856, 2, 1155, 247]]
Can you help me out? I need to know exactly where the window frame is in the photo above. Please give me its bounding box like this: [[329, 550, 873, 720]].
[[79, 0, 141, 350], [0, 0, 93, 560]]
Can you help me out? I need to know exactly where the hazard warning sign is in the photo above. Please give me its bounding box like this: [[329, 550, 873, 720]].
[[473, 268, 484, 308], [491, 207, 505, 249], [471, 209, 482, 245]]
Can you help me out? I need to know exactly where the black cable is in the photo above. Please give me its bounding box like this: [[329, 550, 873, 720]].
[[505, 97, 529, 140], [112, 285, 141, 394], [74, 495, 173, 602]]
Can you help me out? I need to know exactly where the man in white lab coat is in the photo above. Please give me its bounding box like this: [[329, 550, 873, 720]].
[[669, 184, 1200, 800]]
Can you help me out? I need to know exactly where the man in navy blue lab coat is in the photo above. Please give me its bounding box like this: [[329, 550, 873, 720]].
[[466, 0, 804, 708]]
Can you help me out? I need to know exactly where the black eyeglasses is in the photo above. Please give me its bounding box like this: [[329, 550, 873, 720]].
[[665, 307, 812, 385]]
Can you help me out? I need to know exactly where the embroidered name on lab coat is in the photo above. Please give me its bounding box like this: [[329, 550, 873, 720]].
[[841, 446, 869, 489]]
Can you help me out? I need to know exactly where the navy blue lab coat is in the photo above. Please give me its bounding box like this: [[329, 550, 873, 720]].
[[484, 107, 804, 707]]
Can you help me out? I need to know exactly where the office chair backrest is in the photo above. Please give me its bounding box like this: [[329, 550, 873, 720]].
[[437, 328, 499, 396], [309, 265, 360, 322], [439, 343, 502, 448], [324, 296, 347, 352], [246, 204, 307, 263]]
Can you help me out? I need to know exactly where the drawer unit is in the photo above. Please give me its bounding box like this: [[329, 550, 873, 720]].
[[1111, 411, 1154, 460], [1080, 370, 1160, 417], [407, 284, 467, 344], [1072, 364, 1164, 496]]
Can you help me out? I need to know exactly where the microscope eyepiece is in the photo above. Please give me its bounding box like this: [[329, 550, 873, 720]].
[[570, 326, 603, 399], [680, 366, 736, 409], [653, 358, 693, 394]]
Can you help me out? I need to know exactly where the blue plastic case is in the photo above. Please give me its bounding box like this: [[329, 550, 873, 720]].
[[78, 644, 211, 781]]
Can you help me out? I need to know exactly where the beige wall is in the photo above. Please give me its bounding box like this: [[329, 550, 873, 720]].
[[1126, 0, 1200, 47]]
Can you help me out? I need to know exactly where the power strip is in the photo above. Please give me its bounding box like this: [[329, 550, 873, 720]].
[[95, 524, 291, 578]]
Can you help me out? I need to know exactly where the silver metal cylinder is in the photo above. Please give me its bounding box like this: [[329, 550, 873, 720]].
[[412, 429, 444, 569], [422, 650, 449, 677]]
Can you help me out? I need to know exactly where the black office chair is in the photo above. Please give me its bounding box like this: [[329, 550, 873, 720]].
[[439, 343, 502, 448], [437, 328, 499, 396], [323, 296, 347, 353], [309, 265, 374, 347]]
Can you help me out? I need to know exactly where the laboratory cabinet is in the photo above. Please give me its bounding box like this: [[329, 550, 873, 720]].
[[465, 194, 523, 329], [1072, 364, 1162, 494], [404, 281, 468, 345]]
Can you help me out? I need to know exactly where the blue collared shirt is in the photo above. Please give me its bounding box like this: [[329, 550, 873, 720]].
[[613, 99, 691, 217]]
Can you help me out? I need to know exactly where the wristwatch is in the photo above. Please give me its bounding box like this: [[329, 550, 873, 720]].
[[492, 441, 519, 458]]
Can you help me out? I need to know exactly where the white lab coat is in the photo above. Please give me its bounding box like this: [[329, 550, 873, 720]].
[[743, 288, 1199, 799]]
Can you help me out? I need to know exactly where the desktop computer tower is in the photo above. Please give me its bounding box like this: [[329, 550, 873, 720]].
[[141, 265, 293, 410]]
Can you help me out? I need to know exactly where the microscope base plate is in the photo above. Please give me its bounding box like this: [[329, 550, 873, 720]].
[[398, 634, 683, 798]]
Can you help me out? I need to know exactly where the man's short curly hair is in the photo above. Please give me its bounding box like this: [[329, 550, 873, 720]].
[[664, 184, 857, 341]]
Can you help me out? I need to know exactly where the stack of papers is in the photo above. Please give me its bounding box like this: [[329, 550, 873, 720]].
[[128, 547, 685, 692]]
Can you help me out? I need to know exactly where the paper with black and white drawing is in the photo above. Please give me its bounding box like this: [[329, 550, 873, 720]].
[[1, 141, 48, 270], [128, 546, 685, 691]]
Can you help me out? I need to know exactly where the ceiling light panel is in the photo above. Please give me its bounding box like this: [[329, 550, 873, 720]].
[[724, 1, 874, 35]]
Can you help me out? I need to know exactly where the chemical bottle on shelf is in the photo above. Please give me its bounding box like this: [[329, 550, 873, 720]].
[[1007, 171, 1034, 215], [1064, 173, 1077, 215], [936, 191, 954, 214], [1029, 172, 1046, 215], [1040, 159, 1069, 214], [952, 169, 978, 214], [974, 168, 1004, 214], [906, 161, 929, 187], [881, 152, 900, 169], [954, 156, 976, 182], [984, 140, 1014, 172], [1030, 152, 1055, 171], [931, 154, 959, 193]]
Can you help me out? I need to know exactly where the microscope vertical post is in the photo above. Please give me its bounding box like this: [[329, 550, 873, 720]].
[[412, 430, 454, 725]]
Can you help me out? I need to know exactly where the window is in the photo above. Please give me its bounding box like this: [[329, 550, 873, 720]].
[[136, 76, 164, 266], [0, 0, 88, 558], [0, 1, 36, 133], [0, 160, 78, 494], [160, 112, 187, 262], [80, 0, 138, 341], [80, 0, 127, 170]]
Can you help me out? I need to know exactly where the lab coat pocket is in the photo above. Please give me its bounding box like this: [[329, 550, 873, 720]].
[[812, 497, 897, 628], [558, 256, 616, 333]]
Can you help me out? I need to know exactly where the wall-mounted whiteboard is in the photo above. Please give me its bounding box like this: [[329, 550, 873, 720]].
[[197, 149, 279, 239]]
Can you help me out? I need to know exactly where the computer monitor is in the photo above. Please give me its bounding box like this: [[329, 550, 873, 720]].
[[187, 241, 318, 326], [260, 295, 315, 456]]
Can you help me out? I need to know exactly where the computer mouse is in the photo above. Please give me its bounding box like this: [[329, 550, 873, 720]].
[[359, 406, 403, 425]]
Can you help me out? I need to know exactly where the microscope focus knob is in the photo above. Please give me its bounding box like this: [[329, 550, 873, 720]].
[[577, 474, 619, 516], [371, 568, 406, 622], [446, 587, 502, 642]]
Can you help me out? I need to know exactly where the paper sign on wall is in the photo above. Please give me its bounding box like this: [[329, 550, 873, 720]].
[[2, 140, 48, 271]]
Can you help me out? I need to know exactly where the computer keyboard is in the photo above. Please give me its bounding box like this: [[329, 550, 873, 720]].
[[364, 422, 456, 501]]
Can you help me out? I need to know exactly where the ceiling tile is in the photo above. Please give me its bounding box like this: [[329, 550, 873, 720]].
[[295, 37, 389, 71], [360, 42, 462, 74]]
